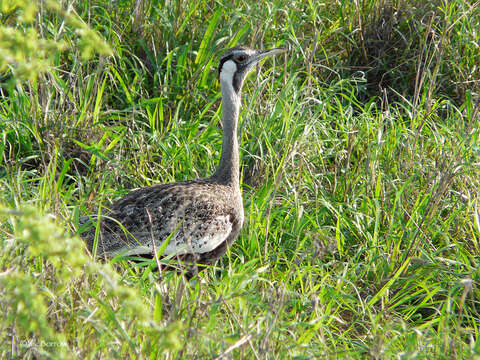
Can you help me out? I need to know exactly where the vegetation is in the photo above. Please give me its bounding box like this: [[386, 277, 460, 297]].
[[1, 0, 479, 358]]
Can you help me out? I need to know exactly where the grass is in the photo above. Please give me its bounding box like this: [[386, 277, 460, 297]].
[[1, 0, 480, 358]]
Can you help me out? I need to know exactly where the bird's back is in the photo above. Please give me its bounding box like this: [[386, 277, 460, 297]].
[[80, 179, 244, 264]]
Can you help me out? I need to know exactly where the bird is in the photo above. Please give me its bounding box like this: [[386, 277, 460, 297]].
[[79, 45, 287, 271]]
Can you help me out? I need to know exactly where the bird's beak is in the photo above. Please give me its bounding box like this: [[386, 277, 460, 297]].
[[247, 48, 287, 68]]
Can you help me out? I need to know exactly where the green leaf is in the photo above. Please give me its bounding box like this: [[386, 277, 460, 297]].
[[195, 8, 222, 65]]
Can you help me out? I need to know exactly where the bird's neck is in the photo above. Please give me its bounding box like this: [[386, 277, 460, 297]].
[[212, 81, 241, 187]]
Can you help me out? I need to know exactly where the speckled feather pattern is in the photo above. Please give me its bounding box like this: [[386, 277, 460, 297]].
[[80, 178, 244, 265]]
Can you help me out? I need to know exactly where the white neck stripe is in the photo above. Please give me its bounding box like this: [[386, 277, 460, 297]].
[[219, 60, 236, 85]]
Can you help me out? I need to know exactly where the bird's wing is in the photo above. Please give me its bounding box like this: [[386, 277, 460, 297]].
[[82, 182, 239, 259], [117, 213, 234, 257]]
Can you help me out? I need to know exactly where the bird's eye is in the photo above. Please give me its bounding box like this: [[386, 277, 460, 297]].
[[236, 54, 247, 62]]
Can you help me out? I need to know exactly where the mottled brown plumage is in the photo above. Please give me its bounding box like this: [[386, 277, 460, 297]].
[[80, 46, 286, 267], [81, 180, 243, 264]]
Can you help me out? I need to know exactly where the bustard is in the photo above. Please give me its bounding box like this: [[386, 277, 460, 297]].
[[80, 46, 286, 269]]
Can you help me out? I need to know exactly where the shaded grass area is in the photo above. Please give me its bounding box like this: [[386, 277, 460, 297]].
[[1, 0, 480, 358]]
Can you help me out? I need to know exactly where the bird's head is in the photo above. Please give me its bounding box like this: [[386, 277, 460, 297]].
[[218, 46, 286, 93]]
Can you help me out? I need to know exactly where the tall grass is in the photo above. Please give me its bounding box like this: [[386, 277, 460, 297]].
[[1, 0, 479, 358]]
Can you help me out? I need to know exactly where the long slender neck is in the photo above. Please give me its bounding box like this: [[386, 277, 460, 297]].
[[212, 80, 241, 186]]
